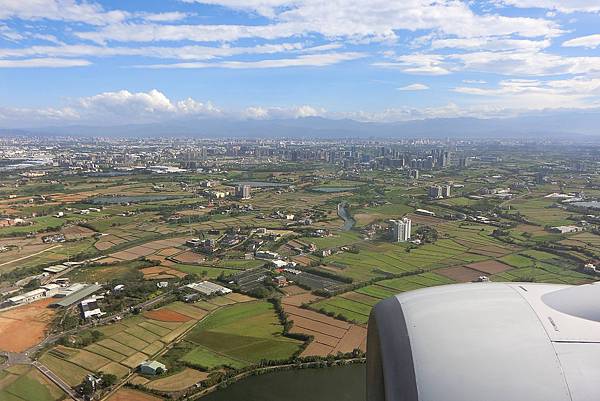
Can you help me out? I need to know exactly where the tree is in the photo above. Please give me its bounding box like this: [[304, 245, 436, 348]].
[[100, 373, 117, 387], [24, 278, 41, 289], [81, 380, 94, 396], [416, 225, 438, 243]]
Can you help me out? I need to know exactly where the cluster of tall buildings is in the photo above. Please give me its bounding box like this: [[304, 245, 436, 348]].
[[428, 185, 451, 199], [389, 218, 412, 242], [235, 184, 251, 200]]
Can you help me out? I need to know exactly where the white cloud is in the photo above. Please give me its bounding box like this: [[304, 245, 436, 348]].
[[243, 105, 324, 119], [137, 52, 365, 69], [397, 83, 429, 91], [453, 77, 600, 110], [0, 58, 90, 68], [74, 1, 562, 44], [563, 34, 600, 49], [76, 89, 221, 121], [4, 85, 600, 128], [451, 50, 600, 75], [0, 42, 312, 61], [377, 50, 600, 77], [140, 12, 190, 22], [463, 79, 487, 84], [0, 0, 129, 26], [499, 0, 600, 13], [0, 24, 24, 41], [430, 37, 551, 51], [374, 54, 451, 75]]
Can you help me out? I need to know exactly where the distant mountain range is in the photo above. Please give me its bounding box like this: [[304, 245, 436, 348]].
[[2, 109, 600, 139]]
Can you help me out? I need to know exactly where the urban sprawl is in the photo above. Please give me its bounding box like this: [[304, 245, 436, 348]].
[[0, 136, 600, 401]]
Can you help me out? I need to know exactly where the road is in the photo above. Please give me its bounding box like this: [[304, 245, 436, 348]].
[[0, 244, 62, 267], [33, 360, 82, 400]]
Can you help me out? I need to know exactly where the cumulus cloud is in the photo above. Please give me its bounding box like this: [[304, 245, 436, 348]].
[[243, 105, 324, 119], [75, 89, 221, 122], [0, 89, 324, 127]]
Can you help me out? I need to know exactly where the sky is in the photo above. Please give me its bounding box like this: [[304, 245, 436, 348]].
[[1, 0, 600, 127]]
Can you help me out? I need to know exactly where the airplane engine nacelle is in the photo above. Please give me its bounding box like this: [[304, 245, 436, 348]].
[[367, 282, 600, 401]]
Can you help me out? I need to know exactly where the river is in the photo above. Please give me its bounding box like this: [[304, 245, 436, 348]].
[[200, 364, 366, 401], [338, 203, 356, 231]]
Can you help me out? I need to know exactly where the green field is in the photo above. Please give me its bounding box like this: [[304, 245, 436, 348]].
[[180, 345, 246, 369], [179, 301, 302, 368], [0, 365, 65, 401], [312, 272, 455, 324]]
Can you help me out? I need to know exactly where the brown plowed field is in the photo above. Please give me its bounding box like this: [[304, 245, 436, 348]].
[[172, 251, 204, 264], [144, 309, 192, 323], [281, 293, 321, 307], [283, 304, 367, 357], [466, 260, 513, 274], [302, 341, 334, 356], [0, 298, 55, 352], [436, 266, 483, 282], [280, 285, 307, 296], [107, 388, 163, 401]]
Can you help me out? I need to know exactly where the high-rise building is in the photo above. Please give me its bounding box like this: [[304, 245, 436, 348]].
[[443, 184, 451, 198], [390, 218, 411, 242], [409, 169, 419, 179], [428, 185, 443, 199], [236, 185, 251, 199]]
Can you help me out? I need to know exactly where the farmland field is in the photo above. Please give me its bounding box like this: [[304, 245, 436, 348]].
[[177, 301, 302, 368], [2, 138, 600, 401], [312, 272, 455, 324], [0, 365, 66, 401]]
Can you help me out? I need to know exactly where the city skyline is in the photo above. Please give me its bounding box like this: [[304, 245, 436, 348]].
[[2, 1, 600, 128]]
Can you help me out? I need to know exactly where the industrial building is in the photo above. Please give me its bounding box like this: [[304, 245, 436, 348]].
[[7, 288, 46, 305], [50, 284, 103, 308], [80, 298, 104, 319], [185, 281, 232, 296], [139, 360, 167, 375], [43, 264, 69, 274]]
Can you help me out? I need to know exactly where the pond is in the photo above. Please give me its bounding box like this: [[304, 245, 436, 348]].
[[201, 364, 366, 401], [571, 201, 600, 209], [230, 181, 289, 188], [88, 195, 183, 204], [312, 187, 357, 193]]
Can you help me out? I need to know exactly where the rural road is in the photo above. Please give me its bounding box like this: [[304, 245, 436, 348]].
[[33, 360, 82, 401], [0, 244, 62, 267]]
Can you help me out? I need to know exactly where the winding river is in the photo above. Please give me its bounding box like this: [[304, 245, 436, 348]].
[[337, 203, 356, 231]]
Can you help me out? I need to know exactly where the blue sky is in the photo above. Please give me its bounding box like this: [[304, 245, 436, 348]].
[[1, 0, 600, 127]]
